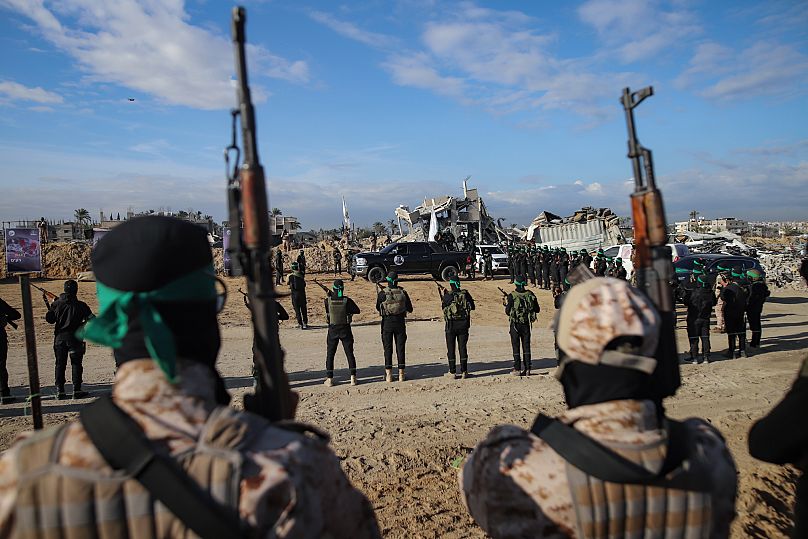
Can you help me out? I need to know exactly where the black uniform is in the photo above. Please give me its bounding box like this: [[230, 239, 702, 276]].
[[45, 293, 93, 396], [748, 358, 808, 539], [505, 289, 541, 374], [549, 256, 559, 286], [558, 254, 568, 285], [296, 252, 306, 275], [508, 248, 516, 283], [720, 282, 748, 357], [376, 286, 414, 371], [333, 249, 342, 274], [683, 285, 716, 361], [324, 295, 360, 378], [0, 298, 21, 399], [582, 253, 593, 270], [441, 289, 476, 375], [527, 253, 536, 285], [594, 257, 607, 276], [746, 281, 770, 347], [541, 253, 551, 289], [274, 250, 284, 285], [482, 252, 494, 280], [287, 271, 308, 327]]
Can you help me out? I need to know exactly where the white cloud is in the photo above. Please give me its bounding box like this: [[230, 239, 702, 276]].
[[308, 10, 396, 48], [677, 40, 808, 101], [382, 53, 467, 99], [0, 80, 63, 104], [1, 0, 309, 110], [578, 0, 700, 63]]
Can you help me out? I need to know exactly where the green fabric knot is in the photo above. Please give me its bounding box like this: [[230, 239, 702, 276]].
[[77, 264, 217, 382]]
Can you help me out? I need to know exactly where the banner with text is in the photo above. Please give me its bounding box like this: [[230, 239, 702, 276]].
[[4, 228, 42, 273]]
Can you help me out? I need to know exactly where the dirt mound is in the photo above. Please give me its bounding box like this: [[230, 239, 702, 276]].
[[1, 242, 92, 279]]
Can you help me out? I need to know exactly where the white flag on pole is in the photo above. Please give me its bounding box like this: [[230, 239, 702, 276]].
[[342, 196, 351, 230], [428, 207, 438, 242]]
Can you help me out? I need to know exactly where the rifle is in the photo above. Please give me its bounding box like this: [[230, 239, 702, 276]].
[[30, 283, 58, 307], [237, 287, 250, 308], [313, 279, 332, 297], [226, 6, 293, 421], [621, 86, 680, 400], [435, 281, 447, 300], [497, 286, 509, 306], [0, 314, 18, 330]]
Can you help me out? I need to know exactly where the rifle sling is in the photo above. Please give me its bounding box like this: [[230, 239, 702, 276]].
[[530, 413, 711, 492], [80, 396, 247, 539]]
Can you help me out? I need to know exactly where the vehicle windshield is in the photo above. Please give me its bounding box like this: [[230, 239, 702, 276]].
[[379, 243, 398, 254], [673, 258, 697, 271], [480, 246, 504, 255]]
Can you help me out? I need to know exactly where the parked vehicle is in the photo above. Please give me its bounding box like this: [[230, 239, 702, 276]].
[[601, 243, 690, 279], [474, 244, 509, 273], [673, 253, 764, 285], [353, 241, 468, 282]]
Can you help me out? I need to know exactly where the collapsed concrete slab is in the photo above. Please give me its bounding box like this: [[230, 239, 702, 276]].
[[394, 179, 514, 244]]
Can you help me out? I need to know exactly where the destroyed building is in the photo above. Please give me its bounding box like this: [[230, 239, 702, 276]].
[[393, 180, 514, 244], [526, 206, 625, 251]]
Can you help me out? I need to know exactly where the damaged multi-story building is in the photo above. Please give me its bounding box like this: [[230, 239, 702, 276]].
[[393, 179, 515, 244]]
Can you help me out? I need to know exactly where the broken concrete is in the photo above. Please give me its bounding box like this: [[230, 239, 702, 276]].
[[394, 180, 514, 244]]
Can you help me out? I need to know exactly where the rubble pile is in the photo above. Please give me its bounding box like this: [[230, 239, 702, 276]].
[[0, 242, 92, 279], [527, 206, 624, 251], [216, 242, 352, 276], [760, 253, 807, 291], [394, 180, 514, 244]]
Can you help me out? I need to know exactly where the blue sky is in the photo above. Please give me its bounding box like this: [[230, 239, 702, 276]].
[[0, 0, 806, 229]]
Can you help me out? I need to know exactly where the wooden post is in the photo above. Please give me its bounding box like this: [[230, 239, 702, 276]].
[[18, 274, 43, 430]]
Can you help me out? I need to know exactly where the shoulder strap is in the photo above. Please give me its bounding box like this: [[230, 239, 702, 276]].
[[530, 413, 711, 492], [80, 397, 247, 539]]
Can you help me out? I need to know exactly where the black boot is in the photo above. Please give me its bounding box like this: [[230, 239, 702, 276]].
[[460, 359, 468, 379], [72, 365, 89, 399]]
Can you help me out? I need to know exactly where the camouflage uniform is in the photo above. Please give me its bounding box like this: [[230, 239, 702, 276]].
[[460, 278, 737, 538], [0, 359, 380, 538], [460, 399, 737, 538]]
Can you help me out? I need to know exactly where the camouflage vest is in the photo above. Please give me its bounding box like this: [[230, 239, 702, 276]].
[[328, 296, 350, 326], [508, 291, 537, 325], [381, 288, 407, 316], [12, 406, 258, 539], [564, 435, 714, 538], [443, 290, 470, 321]]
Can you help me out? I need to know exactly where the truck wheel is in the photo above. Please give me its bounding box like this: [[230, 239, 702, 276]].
[[441, 265, 458, 282], [368, 266, 385, 283]]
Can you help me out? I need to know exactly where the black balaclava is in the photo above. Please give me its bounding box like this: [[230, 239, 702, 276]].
[[559, 337, 655, 408], [64, 279, 78, 296], [91, 216, 226, 401]]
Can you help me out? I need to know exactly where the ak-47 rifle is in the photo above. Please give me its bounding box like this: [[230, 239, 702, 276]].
[[435, 281, 447, 300], [30, 283, 58, 308], [621, 86, 680, 400], [226, 6, 293, 421], [497, 286, 509, 306], [313, 279, 332, 297]]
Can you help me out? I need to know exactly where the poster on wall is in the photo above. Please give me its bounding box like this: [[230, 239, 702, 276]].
[[4, 228, 42, 273]]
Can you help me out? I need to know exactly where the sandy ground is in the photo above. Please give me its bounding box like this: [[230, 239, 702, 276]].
[[1, 274, 805, 538]]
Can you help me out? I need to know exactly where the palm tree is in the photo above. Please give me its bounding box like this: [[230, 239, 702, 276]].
[[372, 222, 386, 234], [387, 219, 397, 235], [271, 208, 282, 216], [74, 208, 90, 226]]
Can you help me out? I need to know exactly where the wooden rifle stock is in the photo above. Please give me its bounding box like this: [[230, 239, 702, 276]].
[[229, 6, 293, 422], [622, 86, 680, 400]]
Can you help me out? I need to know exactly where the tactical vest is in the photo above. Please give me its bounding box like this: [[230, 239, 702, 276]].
[[328, 296, 350, 326], [508, 291, 537, 325], [12, 406, 259, 539], [381, 288, 407, 316], [443, 290, 470, 321], [564, 437, 714, 538]]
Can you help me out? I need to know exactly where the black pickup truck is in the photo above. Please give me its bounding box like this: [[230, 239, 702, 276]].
[[353, 242, 468, 282]]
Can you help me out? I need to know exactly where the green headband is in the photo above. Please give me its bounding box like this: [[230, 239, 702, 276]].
[[386, 276, 396, 284], [449, 279, 460, 288], [515, 279, 526, 286], [78, 264, 217, 382]]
